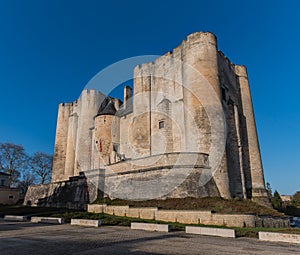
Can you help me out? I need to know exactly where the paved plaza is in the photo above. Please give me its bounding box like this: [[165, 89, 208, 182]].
[[0, 219, 299, 255]]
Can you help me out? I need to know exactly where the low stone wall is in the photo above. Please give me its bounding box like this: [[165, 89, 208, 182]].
[[104, 152, 209, 174], [24, 175, 91, 210], [88, 204, 107, 213], [88, 204, 289, 228], [259, 232, 300, 244], [155, 210, 210, 224]]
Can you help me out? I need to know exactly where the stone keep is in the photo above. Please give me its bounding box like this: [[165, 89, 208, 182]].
[[51, 31, 269, 205]]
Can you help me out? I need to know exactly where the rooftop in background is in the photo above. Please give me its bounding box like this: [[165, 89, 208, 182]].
[[280, 195, 292, 202], [0, 172, 10, 176]]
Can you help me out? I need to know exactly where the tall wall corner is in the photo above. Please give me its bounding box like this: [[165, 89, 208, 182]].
[[234, 64, 269, 205], [52, 103, 72, 182]]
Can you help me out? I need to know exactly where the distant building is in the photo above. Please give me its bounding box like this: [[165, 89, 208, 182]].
[[0, 172, 9, 187], [281, 195, 292, 202], [0, 172, 21, 205]]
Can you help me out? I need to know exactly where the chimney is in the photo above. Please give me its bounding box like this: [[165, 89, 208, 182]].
[[123, 86, 132, 109], [112, 98, 120, 110]]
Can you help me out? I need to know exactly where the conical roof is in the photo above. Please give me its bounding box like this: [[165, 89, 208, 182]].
[[97, 97, 117, 116]]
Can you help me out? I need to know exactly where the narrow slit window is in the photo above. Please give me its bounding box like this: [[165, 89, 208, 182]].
[[221, 87, 227, 101]]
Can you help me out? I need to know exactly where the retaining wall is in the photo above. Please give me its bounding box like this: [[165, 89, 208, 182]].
[[88, 204, 289, 228]]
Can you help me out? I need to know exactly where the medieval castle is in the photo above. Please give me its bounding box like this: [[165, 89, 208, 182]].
[[26, 31, 269, 206]]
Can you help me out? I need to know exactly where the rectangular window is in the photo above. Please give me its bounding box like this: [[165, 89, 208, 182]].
[[159, 120, 165, 129]]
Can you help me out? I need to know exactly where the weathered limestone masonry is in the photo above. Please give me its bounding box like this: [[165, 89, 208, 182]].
[[52, 90, 105, 180], [24, 175, 92, 209], [88, 204, 289, 228], [25, 31, 269, 207], [259, 232, 300, 244]]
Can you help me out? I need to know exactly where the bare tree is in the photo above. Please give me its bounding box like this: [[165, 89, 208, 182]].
[[17, 170, 36, 193], [31, 152, 52, 184], [0, 142, 29, 187]]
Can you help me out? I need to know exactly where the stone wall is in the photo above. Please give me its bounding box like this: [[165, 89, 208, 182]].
[[24, 175, 93, 210], [0, 187, 21, 205], [235, 65, 268, 201], [52, 103, 72, 182], [88, 204, 289, 228], [84, 152, 221, 201]]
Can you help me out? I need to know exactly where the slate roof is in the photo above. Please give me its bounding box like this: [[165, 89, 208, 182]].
[[97, 96, 133, 117], [116, 99, 133, 117], [97, 97, 117, 116]]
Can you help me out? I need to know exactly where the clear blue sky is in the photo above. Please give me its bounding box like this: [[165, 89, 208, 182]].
[[0, 0, 299, 195]]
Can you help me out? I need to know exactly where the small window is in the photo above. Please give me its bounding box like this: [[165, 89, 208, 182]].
[[221, 87, 226, 101], [159, 121, 165, 129], [9, 195, 13, 199], [0, 179, 4, 186], [113, 143, 119, 152]]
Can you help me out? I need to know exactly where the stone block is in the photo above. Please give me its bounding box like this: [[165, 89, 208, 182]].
[[106, 205, 129, 216], [131, 222, 170, 232], [155, 210, 177, 222], [185, 226, 235, 238], [126, 208, 141, 218], [4, 215, 27, 222], [71, 219, 101, 227], [138, 208, 158, 220], [87, 204, 106, 213], [156, 224, 170, 232], [259, 232, 300, 244], [31, 217, 64, 224]]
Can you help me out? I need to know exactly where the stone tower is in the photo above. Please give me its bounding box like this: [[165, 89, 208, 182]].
[[52, 89, 105, 181]]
